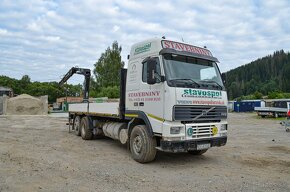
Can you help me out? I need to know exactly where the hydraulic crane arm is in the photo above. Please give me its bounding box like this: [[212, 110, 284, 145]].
[[59, 67, 91, 102]]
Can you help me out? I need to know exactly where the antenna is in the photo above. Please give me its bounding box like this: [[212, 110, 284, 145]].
[[181, 37, 184, 42]]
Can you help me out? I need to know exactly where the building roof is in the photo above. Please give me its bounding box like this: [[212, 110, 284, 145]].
[[0, 86, 12, 91]]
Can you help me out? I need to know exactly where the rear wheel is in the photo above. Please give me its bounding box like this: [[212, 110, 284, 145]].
[[188, 149, 208, 155], [130, 125, 156, 163], [73, 116, 81, 136], [80, 117, 93, 140]]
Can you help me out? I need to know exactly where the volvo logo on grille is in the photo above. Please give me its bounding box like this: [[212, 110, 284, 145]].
[[202, 110, 208, 115], [192, 107, 216, 121], [202, 107, 215, 116]]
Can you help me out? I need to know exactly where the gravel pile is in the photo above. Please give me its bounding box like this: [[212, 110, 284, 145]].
[[6, 94, 46, 115]]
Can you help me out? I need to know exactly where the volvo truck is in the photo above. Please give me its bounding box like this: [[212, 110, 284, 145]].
[[61, 38, 228, 163]]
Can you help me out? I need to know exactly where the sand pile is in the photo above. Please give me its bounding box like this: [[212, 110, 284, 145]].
[[6, 94, 47, 115]]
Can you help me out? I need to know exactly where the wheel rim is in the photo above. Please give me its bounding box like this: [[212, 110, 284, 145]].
[[81, 124, 85, 136], [133, 135, 143, 154]]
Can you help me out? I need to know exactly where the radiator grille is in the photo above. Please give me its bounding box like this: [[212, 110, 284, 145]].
[[173, 105, 227, 122], [191, 125, 214, 138]]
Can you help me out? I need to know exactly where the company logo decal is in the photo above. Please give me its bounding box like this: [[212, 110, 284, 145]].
[[182, 89, 222, 99], [134, 43, 151, 55], [187, 128, 193, 136]]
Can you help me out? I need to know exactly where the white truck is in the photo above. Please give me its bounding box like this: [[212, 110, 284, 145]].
[[61, 38, 228, 163]]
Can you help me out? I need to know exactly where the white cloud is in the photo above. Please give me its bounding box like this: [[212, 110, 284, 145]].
[[40, 35, 61, 42], [0, 28, 8, 35], [112, 25, 120, 32], [27, 22, 42, 31]]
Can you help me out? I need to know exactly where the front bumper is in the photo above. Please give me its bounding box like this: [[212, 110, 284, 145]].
[[159, 136, 227, 153]]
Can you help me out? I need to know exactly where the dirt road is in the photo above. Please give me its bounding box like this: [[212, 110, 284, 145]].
[[0, 113, 289, 192]]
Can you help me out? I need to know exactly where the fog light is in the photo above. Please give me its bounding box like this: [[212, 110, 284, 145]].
[[220, 124, 227, 131], [212, 126, 218, 135], [170, 126, 182, 134]]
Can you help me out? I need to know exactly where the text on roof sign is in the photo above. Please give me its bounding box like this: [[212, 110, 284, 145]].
[[161, 40, 212, 57]]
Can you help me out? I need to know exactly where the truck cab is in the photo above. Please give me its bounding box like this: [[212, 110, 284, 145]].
[[125, 38, 228, 154]]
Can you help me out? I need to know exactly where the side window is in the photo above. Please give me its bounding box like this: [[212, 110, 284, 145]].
[[142, 57, 161, 83]]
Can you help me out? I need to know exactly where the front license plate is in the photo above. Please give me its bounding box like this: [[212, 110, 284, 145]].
[[197, 143, 210, 150]]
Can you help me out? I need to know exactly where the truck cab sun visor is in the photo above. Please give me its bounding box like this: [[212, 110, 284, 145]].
[[159, 48, 219, 63]]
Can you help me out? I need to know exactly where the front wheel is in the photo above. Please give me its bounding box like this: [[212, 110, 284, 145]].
[[130, 125, 157, 163], [188, 149, 208, 155]]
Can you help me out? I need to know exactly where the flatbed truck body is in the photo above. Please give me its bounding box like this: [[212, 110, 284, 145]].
[[255, 103, 290, 118], [65, 38, 228, 163]]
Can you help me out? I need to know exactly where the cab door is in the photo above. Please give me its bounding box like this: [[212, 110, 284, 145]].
[[138, 56, 164, 133]]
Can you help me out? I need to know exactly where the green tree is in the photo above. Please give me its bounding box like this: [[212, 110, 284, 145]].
[[254, 91, 263, 99], [93, 41, 124, 98], [21, 75, 31, 84], [94, 41, 124, 87], [20, 75, 31, 91]]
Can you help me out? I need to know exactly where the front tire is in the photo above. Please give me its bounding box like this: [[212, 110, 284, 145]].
[[80, 117, 93, 140], [188, 149, 208, 155], [130, 125, 157, 163], [73, 116, 81, 136]]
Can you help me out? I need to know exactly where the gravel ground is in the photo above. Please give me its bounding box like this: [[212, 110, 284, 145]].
[[0, 113, 289, 192]]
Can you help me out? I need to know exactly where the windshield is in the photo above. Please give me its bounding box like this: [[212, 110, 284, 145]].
[[163, 53, 224, 90]]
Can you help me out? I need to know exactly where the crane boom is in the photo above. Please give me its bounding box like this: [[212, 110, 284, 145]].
[[59, 67, 91, 102]]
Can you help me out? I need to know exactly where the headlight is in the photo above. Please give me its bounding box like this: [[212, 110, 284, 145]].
[[170, 126, 183, 134], [220, 124, 227, 131]]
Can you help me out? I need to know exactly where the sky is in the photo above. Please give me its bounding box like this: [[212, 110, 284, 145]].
[[0, 0, 290, 84]]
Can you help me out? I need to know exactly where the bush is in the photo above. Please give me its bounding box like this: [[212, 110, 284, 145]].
[[95, 86, 119, 98]]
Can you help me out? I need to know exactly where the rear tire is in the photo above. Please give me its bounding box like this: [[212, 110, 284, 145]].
[[188, 149, 208, 155], [73, 116, 81, 136], [80, 117, 93, 140], [130, 125, 156, 163]]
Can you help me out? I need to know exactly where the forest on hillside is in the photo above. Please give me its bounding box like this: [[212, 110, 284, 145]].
[[224, 50, 290, 100]]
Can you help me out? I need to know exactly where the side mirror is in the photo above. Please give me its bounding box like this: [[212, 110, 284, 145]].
[[147, 58, 157, 85], [221, 73, 226, 85]]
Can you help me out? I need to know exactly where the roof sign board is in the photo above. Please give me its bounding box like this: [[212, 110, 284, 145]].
[[161, 40, 212, 57]]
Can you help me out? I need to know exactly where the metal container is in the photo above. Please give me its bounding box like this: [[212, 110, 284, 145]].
[[102, 122, 127, 140]]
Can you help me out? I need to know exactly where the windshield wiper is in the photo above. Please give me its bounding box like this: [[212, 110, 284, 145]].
[[169, 78, 200, 88], [199, 80, 223, 90]]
